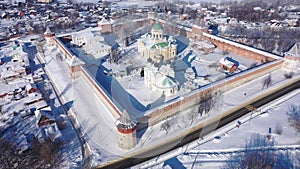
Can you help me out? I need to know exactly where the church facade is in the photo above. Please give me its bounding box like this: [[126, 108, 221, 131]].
[[137, 22, 177, 61]]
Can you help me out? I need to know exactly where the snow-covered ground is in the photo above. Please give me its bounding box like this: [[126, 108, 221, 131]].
[[135, 87, 300, 169], [57, 0, 237, 5], [0, 39, 82, 168], [40, 27, 300, 167]]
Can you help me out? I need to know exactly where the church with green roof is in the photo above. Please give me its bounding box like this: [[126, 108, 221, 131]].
[[137, 22, 177, 61]]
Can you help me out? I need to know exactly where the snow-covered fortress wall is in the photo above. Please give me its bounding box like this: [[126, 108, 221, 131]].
[[141, 60, 283, 127], [203, 33, 282, 63], [48, 17, 285, 130], [48, 33, 124, 120], [80, 67, 122, 119], [53, 36, 73, 60]]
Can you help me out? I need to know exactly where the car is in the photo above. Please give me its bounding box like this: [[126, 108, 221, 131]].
[[214, 136, 221, 140]]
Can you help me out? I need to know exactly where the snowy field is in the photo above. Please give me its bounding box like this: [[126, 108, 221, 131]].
[[135, 89, 300, 169]]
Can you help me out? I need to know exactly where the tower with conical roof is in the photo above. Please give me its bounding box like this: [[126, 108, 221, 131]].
[[44, 27, 54, 46], [115, 109, 137, 150], [283, 42, 300, 73], [67, 55, 85, 79]]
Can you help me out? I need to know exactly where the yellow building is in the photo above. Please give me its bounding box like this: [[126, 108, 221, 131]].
[[137, 22, 177, 61], [37, 0, 53, 3]]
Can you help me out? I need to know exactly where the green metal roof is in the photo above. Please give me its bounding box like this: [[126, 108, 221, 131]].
[[152, 22, 163, 30], [151, 42, 169, 49]]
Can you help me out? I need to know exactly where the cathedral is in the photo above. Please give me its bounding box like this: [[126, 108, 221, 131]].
[[137, 22, 177, 61]]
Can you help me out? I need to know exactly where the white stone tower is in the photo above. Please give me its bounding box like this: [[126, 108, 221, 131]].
[[67, 55, 85, 79], [282, 43, 300, 73], [44, 27, 54, 46], [115, 109, 137, 150]]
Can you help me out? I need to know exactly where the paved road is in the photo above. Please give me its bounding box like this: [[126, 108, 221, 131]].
[[97, 79, 300, 169]]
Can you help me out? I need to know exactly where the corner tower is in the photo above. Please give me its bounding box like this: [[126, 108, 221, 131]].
[[115, 109, 137, 150], [67, 56, 85, 79], [44, 27, 54, 46], [282, 42, 300, 73]]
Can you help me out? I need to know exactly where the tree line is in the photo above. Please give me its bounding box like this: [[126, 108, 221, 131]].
[[0, 137, 64, 169], [222, 26, 300, 54]]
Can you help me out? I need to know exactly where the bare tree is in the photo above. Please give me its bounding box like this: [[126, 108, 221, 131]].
[[250, 62, 258, 68], [103, 1, 112, 8], [284, 72, 293, 79], [164, 18, 177, 36], [261, 37, 276, 52], [222, 50, 229, 56], [223, 134, 295, 169], [0, 138, 39, 169], [31, 137, 64, 169], [36, 38, 46, 58], [188, 107, 199, 125], [287, 104, 300, 133], [274, 123, 283, 135], [262, 74, 272, 90], [160, 119, 171, 134], [0, 138, 17, 169], [56, 53, 63, 61], [198, 91, 221, 116]]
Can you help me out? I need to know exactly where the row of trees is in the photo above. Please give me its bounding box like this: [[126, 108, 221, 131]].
[[223, 134, 298, 169], [228, 1, 283, 23], [224, 85, 300, 168], [223, 27, 300, 53], [0, 137, 64, 169], [287, 105, 300, 134], [160, 91, 222, 134]]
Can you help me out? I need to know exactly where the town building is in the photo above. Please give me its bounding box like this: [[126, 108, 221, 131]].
[[71, 29, 118, 59], [37, 0, 53, 3], [219, 57, 239, 73], [35, 106, 55, 127]]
